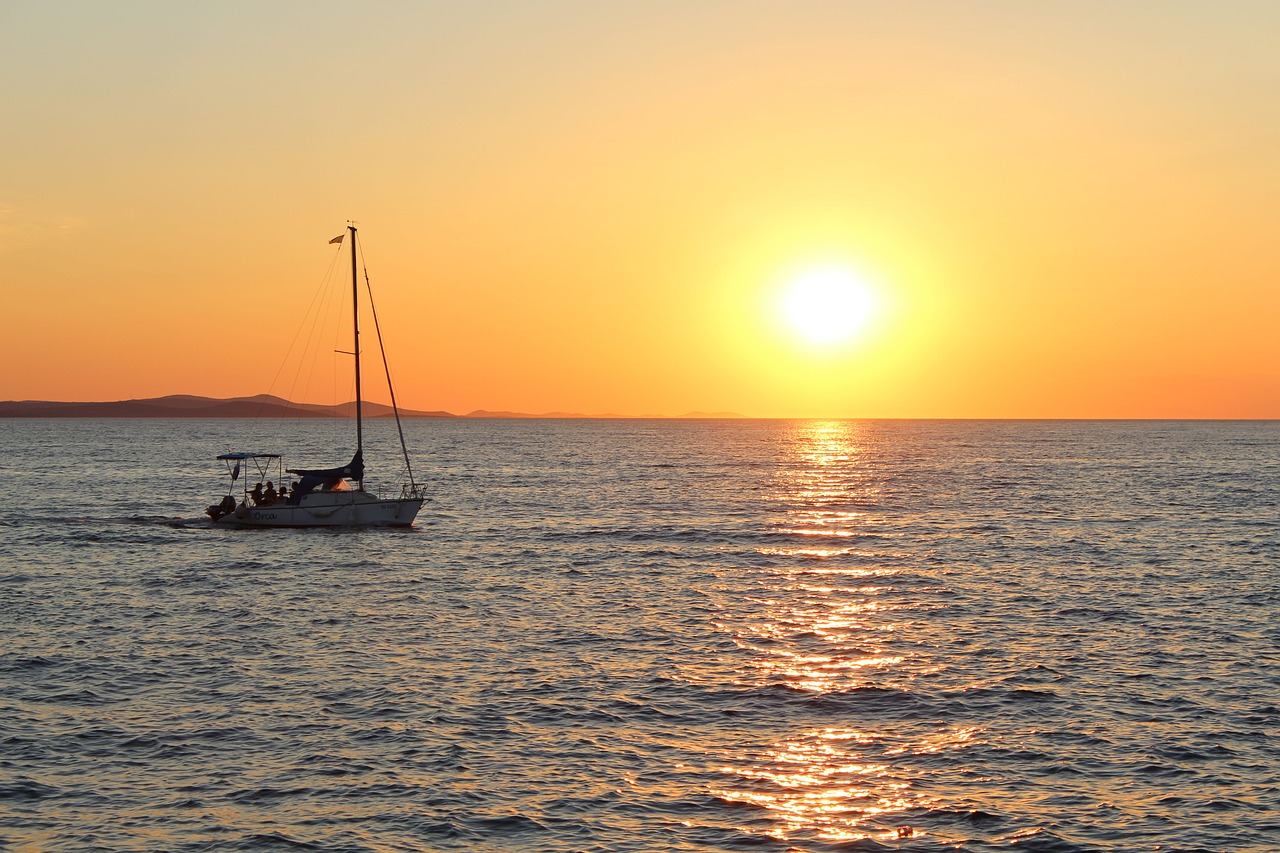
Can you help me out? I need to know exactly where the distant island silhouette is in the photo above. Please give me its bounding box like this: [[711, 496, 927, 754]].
[[0, 394, 742, 420]]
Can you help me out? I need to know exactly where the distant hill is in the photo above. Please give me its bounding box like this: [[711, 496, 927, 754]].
[[0, 395, 744, 419], [0, 394, 456, 419]]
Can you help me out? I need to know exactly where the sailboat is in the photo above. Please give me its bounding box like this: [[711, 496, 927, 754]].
[[206, 225, 425, 527]]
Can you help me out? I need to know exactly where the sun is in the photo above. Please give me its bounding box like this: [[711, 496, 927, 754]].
[[777, 266, 880, 347]]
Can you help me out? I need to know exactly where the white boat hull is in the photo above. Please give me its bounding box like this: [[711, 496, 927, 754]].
[[214, 491, 423, 528]]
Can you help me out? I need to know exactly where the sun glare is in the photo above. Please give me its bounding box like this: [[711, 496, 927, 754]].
[[778, 267, 880, 347]]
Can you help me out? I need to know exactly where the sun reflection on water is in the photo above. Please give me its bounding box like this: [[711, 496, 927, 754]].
[[714, 726, 980, 844], [709, 421, 975, 844], [727, 422, 910, 694]]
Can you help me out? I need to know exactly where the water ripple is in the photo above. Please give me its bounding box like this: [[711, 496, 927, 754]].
[[0, 419, 1277, 851]]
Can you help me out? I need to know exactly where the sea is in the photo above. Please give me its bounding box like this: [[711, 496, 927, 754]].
[[1, 418, 1277, 853]]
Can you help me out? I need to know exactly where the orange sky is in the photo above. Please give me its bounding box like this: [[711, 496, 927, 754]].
[[3, 2, 1278, 417]]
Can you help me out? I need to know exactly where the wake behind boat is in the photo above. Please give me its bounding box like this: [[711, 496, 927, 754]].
[[206, 225, 425, 528]]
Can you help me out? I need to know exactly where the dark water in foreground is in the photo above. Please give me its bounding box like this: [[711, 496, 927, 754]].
[[1, 418, 1278, 852]]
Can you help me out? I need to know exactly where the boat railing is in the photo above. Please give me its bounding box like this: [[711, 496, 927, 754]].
[[398, 483, 427, 500]]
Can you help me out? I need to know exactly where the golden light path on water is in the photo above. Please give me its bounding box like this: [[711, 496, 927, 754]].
[[711, 421, 979, 846]]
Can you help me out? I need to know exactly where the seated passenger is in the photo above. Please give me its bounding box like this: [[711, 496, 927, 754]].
[[263, 481, 277, 505], [250, 482, 264, 505], [206, 494, 236, 521]]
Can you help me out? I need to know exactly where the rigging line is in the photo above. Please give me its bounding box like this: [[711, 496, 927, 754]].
[[260, 245, 345, 426], [359, 247, 418, 490], [302, 239, 352, 424], [319, 242, 351, 408], [307, 266, 339, 417], [305, 256, 337, 428]]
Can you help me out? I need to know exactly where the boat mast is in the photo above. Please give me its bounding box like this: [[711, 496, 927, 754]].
[[350, 224, 363, 477]]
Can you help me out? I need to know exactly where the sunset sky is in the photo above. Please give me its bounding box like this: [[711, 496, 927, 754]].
[[3, 1, 1278, 418]]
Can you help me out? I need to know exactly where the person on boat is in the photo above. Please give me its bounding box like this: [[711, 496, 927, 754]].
[[250, 482, 264, 505], [277, 483, 289, 503], [206, 494, 236, 521], [287, 482, 302, 505], [263, 481, 277, 505]]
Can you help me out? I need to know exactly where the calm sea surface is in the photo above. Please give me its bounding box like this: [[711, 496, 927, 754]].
[[1, 418, 1277, 852]]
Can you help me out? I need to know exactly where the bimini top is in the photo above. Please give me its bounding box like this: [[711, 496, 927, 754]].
[[216, 452, 282, 461]]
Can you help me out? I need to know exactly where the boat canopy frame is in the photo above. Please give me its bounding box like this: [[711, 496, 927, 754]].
[[215, 452, 284, 496]]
